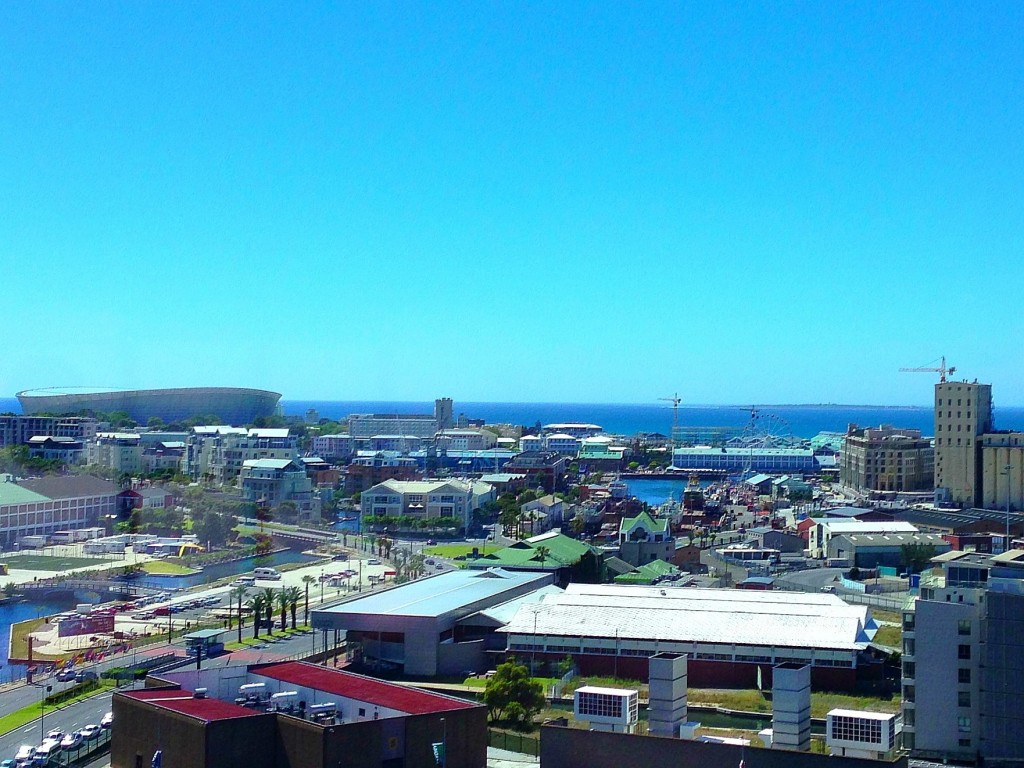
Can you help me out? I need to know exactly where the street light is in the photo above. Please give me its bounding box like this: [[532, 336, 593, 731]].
[[32, 682, 53, 743]]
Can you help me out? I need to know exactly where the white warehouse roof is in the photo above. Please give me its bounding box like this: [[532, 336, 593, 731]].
[[502, 584, 877, 652]]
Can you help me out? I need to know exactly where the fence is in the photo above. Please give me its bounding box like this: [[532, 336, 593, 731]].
[[488, 729, 540, 756], [549, 666, 576, 699]]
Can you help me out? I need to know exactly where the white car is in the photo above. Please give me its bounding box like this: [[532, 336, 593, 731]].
[[80, 724, 102, 740], [60, 732, 83, 750], [45, 730, 63, 743], [100, 712, 113, 729]]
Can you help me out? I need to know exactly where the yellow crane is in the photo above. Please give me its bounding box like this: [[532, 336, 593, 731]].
[[899, 356, 956, 383]]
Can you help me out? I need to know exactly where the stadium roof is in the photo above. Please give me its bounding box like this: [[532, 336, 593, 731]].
[[501, 584, 877, 651], [314, 568, 551, 619]]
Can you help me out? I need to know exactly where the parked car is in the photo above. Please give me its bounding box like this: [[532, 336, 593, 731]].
[[79, 724, 102, 740], [2, 757, 16, 768], [424, 559, 435, 565], [100, 712, 113, 729], [60, 732, 83, 751], [367, 559, 381, 565]]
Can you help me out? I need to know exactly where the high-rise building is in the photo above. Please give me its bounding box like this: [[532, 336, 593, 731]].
[[434, 397, 454, 430], [934, 382, 993, 506], [901, 549, 1024, 763]]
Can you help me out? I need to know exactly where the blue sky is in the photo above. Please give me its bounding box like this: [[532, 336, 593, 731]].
[[2, 3, 1023, 405]]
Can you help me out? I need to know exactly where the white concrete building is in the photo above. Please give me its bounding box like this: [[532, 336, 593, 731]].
[[807, 519, 918, 559], [361, 479, 496, 533], [184, 426, 298, 484]]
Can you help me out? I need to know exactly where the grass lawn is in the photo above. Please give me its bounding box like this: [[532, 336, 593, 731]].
[[872, 625, 902, 647], [870, 608, 903, 624], [2, 554, 114, 571], [689, 688, 900, 718], [141, 560, 197, 575], [0, 679, 116, 737], [423, 544, 484, 559], [224, 625, 312, 650]]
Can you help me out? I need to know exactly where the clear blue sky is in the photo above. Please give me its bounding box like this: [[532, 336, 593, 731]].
[[3, 3, 1023, 405]]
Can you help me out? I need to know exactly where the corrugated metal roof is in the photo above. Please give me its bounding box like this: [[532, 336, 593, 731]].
[[502, 584, 874, 651], [314, 568, 552, 618]]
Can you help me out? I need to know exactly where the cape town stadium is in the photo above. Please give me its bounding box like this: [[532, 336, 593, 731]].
[[16, 387, 281, 424]]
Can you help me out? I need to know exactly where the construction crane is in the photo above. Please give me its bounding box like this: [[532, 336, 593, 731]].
[[899, 356, 956, 383], [659, 393, 682, 442]]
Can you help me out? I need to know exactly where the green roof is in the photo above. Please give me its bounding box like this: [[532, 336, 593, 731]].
[[466, 531, 594, 570], [0, 482, 50, 505], [613, 559, 678, 585], [618, 510, 668, 537]]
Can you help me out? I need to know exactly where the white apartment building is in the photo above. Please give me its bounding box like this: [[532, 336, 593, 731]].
[[239, 458, 320, 523], [184, 426, 298, 484], [311, 434, 353, 461], [87, 432, 143, 475], [361, 479, 495, 533]]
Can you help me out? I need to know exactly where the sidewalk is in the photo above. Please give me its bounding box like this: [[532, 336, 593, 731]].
[[488, 747, 539, 768]]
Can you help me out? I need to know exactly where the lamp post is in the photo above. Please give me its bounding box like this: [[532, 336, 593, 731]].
[[33, 682, 52, 743]]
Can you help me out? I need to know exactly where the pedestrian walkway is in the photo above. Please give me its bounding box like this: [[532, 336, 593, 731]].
[[488, 746, 540, 768]]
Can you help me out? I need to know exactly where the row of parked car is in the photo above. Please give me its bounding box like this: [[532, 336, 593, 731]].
[[132, 594, 220, 620], [6, 714, 111, 767]]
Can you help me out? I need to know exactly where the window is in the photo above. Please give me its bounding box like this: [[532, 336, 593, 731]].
[[958, 668, 971, 684], [958, 644, 971, 660], [958, 716, 971, 733], [958, 691, 970, 707], [903, 661, 915, 678], [959, 738, 972, 747], [903, 639, 915, 655], [958, 619, 971, 636]]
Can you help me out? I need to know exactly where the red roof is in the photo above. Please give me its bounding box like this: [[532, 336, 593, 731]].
[[252, 661, 477, 715], [122, 688, 262, 722]]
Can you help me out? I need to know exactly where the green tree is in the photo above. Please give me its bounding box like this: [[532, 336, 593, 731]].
[[2, 582, 17, 598], [246, 592, 266, 639], [534, 545, 551, 568], [900, 543, 937, 573], [482, 658, 545, 724], [261, 587, 276, 633], [276, 500, 299, 524], [285, 585, 302, 629]]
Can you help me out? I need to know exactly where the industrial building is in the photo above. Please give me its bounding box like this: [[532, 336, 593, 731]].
[[825, 533, 950, 569], [0, 474, 118, 548], [501, 584, 880, 690], [671, 446, 820, 474], [111, 660, 485, 768], [807, 520, 918, 559], [310, 568, 556, 677], [17, 387, 281, 424]]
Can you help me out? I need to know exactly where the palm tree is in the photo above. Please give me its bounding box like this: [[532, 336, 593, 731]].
[[229, 585, 248, 644], [285, 586, 302, 629], [275, 588, 289, 632], [301, 575, 316, 625], [246, 593, 266, 640], [535, 545, 551, 569], [260, 587, 276, 634], [408, 553, 426, 579]]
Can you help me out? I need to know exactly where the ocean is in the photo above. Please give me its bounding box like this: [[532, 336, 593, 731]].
[[6, 396, 1024, 438]]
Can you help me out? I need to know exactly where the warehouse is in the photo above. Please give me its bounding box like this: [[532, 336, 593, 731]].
[[501, 584, 880, 690]]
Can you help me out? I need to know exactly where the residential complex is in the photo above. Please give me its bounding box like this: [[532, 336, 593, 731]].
[[360, 478, 495, 533], [183, 426, 298, 484], [0, 414, 98, 448], [239, 458, 320, 522], [840, 424, 934, 494], [902, 549, 1024, 764]]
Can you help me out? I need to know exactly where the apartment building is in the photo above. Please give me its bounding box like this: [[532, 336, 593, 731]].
[[239, 458, 320, 522], [840, 424, 934, 493], [360, 478, 494, 533], [0, 415, 98, 448], [87, 432, 143, 475], [310, 433, 353, 461], [902, 549, 1024, 764], [183, 426, 298, 484]]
